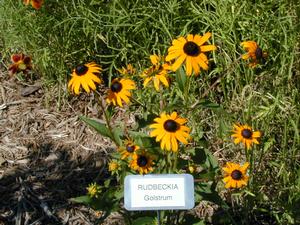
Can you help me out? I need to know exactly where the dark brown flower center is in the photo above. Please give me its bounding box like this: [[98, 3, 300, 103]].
[[163, 120, 179, 132], [255, 47, 263, 59], [231, 170, 243, 180], [137, 156, 148, 167], [110, 81, 122, 93], [241, 129, 253, 139], [126, 145, 135, 153], [23, 56, 31, 65], [183, 41, 200, 56], [75, 65, 88, 76]]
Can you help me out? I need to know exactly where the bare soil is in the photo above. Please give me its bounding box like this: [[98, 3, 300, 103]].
[[0, 71, 122, 225]]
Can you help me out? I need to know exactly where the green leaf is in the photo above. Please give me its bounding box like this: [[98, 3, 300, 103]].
[[70, 195, 93, 204], [175, 67, 187, 92], [263, 138, 275, 153], [191, 147, 207, 165], [135, 113, 157, 129], [112, 127, 123, 146], [204, 148, 219, 170], [132, 217, 156, 225], [80, 116, 112, 138], [181, 214, 206, 225], [197, 99, 220, 109]]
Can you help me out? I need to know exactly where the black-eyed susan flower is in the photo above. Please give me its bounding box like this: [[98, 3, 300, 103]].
[[68, 62, 102, 95], [23, 0, 44, 10], [118, 139, 140, 160], [166, 33, 216, 76], [232, 124, 261, 149], [129, 151, 155, 174], [241, 41, 267, 68], [8, 53, 32, 76], [149, 112, 191, 152], [117, 64, 136, 77], [141, 55, 171, 91], [108, 160, 121, 174], [222, 162, 250, 188], [87, 182, 102, 198], [106, 78, 135, 107]]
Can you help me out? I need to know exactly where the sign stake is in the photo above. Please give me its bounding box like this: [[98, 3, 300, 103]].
[[157, 210, 161, 225]]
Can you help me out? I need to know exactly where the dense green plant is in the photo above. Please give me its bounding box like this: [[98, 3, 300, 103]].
[[1, 0, 299, 224]]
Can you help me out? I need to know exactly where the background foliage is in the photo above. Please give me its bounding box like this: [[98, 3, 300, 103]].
[[0, 0, 299, 224]]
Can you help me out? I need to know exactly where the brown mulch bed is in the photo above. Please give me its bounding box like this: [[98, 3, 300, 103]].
[[0, 71, 123, 225]]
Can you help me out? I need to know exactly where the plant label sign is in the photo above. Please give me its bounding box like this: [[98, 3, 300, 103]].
[[124, 174, 194, 210]]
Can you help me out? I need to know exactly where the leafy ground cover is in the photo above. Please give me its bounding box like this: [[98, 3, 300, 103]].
[[0, 0, 299, 224]]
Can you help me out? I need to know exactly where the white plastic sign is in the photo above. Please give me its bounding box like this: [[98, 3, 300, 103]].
[[124, 174, 194, 211]]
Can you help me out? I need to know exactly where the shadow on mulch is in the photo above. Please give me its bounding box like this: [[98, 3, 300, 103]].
[[0, 141, 111, 225]]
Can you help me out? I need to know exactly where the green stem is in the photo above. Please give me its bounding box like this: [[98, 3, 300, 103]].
[[95, 91, 117, 145], [172, 152, 178, 173], [184, 76, 190, 103]]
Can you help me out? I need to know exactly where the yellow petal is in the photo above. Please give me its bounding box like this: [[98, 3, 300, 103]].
[[196, 32, 212, 46], [197, 58, 209, 70], [175, 131, 188, 144], [171, 135, 178, 152], [116, 95, 123, 107], [164, 133, 171, 151], [172, 54, 186, 72], [143, 77, 152, 87], [74, 80, 81, 95], [150, 55, 159, 65], [185, 56, 193, 76], [187, 34, 194, 41], [153, 77, 160, 91], [166, 50, 182, 61], [158, 75, 169, 87], [200, 45, 217, 52], [191, 58, 200, 75], [252, 131, 261, 138]]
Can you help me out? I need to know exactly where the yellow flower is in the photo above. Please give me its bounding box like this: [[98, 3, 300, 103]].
[[232, 124, 261, 149], [188, 165, 196, 173], [166, 33, 216, 76], [23, 0, 44, 10], [108, 161, 120, 173], [87, 182, 101, 198], [68, 62, 102, 95], [129, 151, 155, 174], [8, 53, 32, 76], [118, 139, 140, 160], [117, 64, 136, 76], [222, 162, 250, 188], [106, 78, 136, 107], [141, 55, 171, 91], [241, 41, 267, 68], [149, 112, 191, 152]]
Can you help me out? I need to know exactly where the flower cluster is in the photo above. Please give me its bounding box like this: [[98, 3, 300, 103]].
[[116, 139, 155, 175], [222, 123, 261, 189], [61, 35, 265, 187]]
